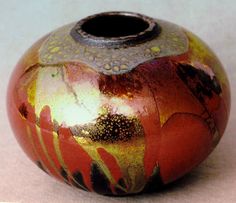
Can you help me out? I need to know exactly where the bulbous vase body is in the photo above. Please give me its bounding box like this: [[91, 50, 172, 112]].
[[7, 12, 230, 195]]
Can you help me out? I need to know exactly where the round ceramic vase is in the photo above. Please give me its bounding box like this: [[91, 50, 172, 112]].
[[7, 12, 230, 195]]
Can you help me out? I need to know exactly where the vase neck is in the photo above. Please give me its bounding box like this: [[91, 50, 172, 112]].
[[70, 11, 161, 48]]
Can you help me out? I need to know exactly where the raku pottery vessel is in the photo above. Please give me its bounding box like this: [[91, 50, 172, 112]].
[[7, 12, 230, 195]]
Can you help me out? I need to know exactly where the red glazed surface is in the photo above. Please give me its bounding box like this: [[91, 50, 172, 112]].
[[7, 13, 230, 195]]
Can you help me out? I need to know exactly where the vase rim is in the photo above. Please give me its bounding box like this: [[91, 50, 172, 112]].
[[70, 11, 161, 48]]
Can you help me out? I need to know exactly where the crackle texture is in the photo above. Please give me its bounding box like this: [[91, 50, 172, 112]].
[[1, 0, 236, 202]]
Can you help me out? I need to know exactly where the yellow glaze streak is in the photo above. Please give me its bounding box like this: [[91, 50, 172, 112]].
[[36, 126, 61, 177], [74, 136, 146, 193]]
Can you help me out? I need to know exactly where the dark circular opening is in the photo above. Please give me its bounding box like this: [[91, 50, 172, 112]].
[[81, 14, 150, 38], [71, 12, 161, 48]]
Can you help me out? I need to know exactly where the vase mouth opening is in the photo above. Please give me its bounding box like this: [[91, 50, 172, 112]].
[[81, 13, 150, 38], [70, 11, 161, 48]]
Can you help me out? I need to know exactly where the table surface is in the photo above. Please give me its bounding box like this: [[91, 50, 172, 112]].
[[1, 1, 236, 202]]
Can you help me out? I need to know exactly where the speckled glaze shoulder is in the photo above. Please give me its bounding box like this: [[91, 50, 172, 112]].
[[39, 15, 188, 75], [7, 11, 230, 195]]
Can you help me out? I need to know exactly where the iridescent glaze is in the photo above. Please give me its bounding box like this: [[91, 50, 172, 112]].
[[7, 12, 230, 195]]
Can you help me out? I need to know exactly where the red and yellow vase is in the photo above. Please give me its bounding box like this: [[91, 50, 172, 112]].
[[7, 12, 230, 195]]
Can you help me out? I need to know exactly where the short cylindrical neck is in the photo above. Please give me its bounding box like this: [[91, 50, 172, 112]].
[[70, 12, 161, 48]]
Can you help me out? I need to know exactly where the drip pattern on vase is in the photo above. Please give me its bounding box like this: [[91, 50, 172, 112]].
[[7, 12, 230, 195]]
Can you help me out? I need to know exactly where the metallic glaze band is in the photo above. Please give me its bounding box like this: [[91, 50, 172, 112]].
[[70, 11, 161, 48], [39, 18, 188, 75]]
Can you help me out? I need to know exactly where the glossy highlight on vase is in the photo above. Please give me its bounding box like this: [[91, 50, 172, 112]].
[[7, 11, 230, 195]]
